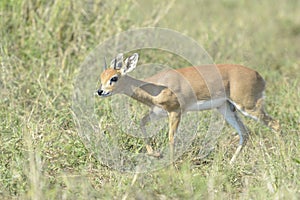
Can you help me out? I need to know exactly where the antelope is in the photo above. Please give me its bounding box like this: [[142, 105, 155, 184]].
[[96, 53, 280, 164]]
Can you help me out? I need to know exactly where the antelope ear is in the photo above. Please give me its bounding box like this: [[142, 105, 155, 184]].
[[110, 53, 123, 69], [121, 53, 139, 75]]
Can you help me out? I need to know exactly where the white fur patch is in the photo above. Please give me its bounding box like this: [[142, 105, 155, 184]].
[[227, 100, 258, 121], [185, 98, 226, 112]]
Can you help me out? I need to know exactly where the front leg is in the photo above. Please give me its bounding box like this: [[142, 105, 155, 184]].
[[140, 107, 167, 157], [168, 111, 181, 162]]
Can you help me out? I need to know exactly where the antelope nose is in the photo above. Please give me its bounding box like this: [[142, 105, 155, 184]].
[[97, 89, 103, 96]]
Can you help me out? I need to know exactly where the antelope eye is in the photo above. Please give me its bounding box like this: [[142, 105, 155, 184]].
[[110, 76, 118, 82]]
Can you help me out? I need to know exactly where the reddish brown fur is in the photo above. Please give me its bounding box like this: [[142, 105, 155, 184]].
[[98, 61, 280, 163]]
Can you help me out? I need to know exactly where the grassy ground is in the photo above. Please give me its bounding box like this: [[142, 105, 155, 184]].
[[1, 0, 299, 199]]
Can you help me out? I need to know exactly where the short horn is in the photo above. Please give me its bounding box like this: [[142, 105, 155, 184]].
[[103, 57, 107, 70]]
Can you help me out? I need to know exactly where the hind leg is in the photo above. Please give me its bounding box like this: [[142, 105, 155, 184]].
[[244, 98, 281, 132], [217, 101, 249, 164]]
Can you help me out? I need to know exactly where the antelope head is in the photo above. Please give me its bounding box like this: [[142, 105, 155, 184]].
[[96, 53, 139, 97]]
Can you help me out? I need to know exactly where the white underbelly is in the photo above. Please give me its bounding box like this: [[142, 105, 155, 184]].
[[185, 98, 226, 112]]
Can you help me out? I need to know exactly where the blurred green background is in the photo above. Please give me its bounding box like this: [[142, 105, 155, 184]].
[[0, 0, 299, 199]]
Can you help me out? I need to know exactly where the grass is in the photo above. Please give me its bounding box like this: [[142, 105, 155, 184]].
[[1, 0, 299, 199]]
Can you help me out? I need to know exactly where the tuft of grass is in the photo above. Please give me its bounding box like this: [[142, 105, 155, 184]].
[[1, 0, 299, 199]]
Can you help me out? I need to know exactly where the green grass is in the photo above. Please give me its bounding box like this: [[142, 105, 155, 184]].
[[1, 0, 299, 199]]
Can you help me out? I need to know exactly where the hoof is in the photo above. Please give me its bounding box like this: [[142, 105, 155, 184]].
[[147, 151, 162, 158]]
